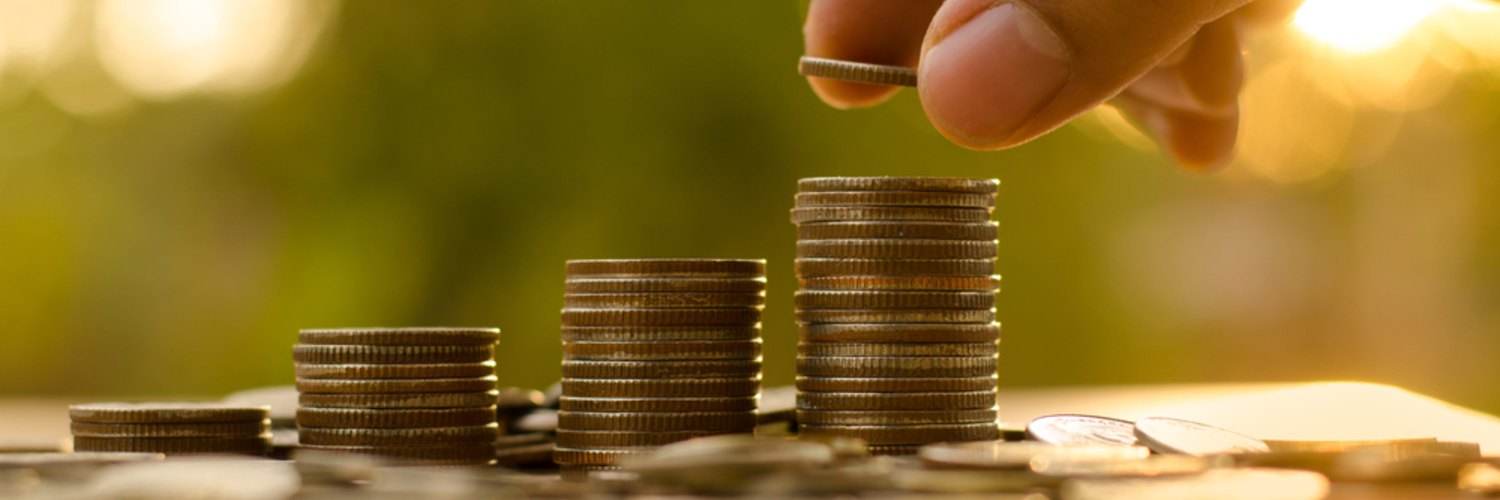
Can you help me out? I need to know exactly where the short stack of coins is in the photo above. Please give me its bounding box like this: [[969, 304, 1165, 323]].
[[556, 259, 765, 479], [293, 327, 501, 465], [792, 177, 1001, 454], [70, 403, 271, 455]]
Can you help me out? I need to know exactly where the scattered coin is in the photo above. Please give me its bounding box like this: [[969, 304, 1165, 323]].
[[561, 326, 762, 342], [298, 327, 499, 346], [294, 362, 495, 380], [1027, 415, 1140, 447], [294, 376, 498, 394], [1262, 438, 1439, 454], [494, 442, 558, 467], [1034, 454, 1226, 477], [1132, 417, 1271, 455], [563, 292, 765, 309], [69, 403, 270, 424], [757, 385, 798, 425], [797, 342, 997, 357], [559, 464, 621, 482], [796, 258, 995, 277], [566, 278, 766, 294], [558, 396, 759, 413], [515, 409, 559, 433], [1460, 463, 1500, 494], [799, 423, 999, 444], [561, 360, 762, 379], [292, 345, 494, 364], [1059, 468, 1329, 500], [561, 308, 762, 326], [797, 391, 997, 411], [565, 259, 765, 279], [795, 190, 995, 208], [559, 411, 757, 431], [919, 441, 1150, 469], [295, 407, 498, 428], [297, 391, 499, 409], [795, 290, 996, 309], [797, 408, 997, 426], [796, 356, 998, 378], [798, 221, 999, 241], [797, 56, 917, 87], [795, 308, 995, 324], [561, 341, 762, 361], [790, 207, 993, 224], [800, 323, 1002, 343], [297, 425, 498, 446], [561, 378, 761, 398], [795, 376, 997, 392], [70, 421, 269, 438], [797, 177, 999, 194]]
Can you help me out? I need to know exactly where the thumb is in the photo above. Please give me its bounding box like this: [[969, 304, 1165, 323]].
[[918, 0, 1252, 150]]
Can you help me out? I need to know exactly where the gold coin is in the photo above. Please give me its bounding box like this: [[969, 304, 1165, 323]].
[[561, 326, 761, 342], [798, 342, 997, 357], [567, 278, 766, 294], [558, 411, 757, 431], [298, 443, 496, 465], [795, 308, 995, 324], [558, 396, 758, 413], [294, 362, 495, 380], [800, 323, 1001, 343], [797, 177, 998, 194], [795, 291, 995, 309], [797, 391, 996, 411], [494, 442, 556, 466], [791, 207, 992, 224], [561, 308, 762, 326], [563, 292, 765, 309], [796, 376, 996, 392], [800, 275, 1000, 292], [555, 429, 723, 449], [561, 360, 762, 379], [562, 341, 762, 361], [869, 444, 924, 455], [298, 425, 499, 446], [796, 356, 997, 378], [566, 259, 765, 278], [795, 258, 994, 277], [294, 407, 496, 428], [69, 403, 269, 424], [72, 435, 270, 455], [797, 240, 997, 259], [795, 191, 994, 208], [553, 447, 653, 466], [297, 327, 498, 346], [291, 345, 494, 364], [798, 409, 997, 426], [294, 377, 497, 394], [297, 391, 497, 409], [559, 464, 620, 482], [562, 378, 760, 398], [797, 57, 917, 87], [70, 420, 269, 438], [800, 423, 1000, 444], [798, 221, 998, 241]]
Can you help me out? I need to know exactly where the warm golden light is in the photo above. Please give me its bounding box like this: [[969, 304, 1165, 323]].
[[1294, 0, 1443, 53]]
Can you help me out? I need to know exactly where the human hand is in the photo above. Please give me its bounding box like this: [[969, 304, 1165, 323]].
[[803, 0, 1302, 170]]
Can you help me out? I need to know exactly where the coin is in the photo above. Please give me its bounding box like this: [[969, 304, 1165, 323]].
[[1026, 414, 1139, 447], [69, 403, 270, 424], [294, 362, 495, 380], [294, 377, 498, 394], [800, 275, 1000, 292], [796, 240, 998, 259], [798, 221, 998, 241], [796, 376, 996, 392], [798, 177, 999, 194], [797, 409, 997, 426], [561, 360, 762, 379], [800, 323, 1002, 343], [297, 328, 499, 346], [291, 345, 494, 364], [562, 378, 760, 398], [1262, 437, 1438, 454], [562, 341, 762, 361], [919, 441, 1151, 469], [297, 425, 498, 446], [298, 443, 496, 464], [758, 385, 797, 425], [558, 396, 759, 413], [560, 464, 621, 482], [561, 326, 762, 342], [795, 191, 995, 208], [70, 421, 269, 438], [563, 293, 765, 309], [559, 411, 757, 431], [797, 391, 996, 411], [797, 56, 916, 87], [796, 356, 996, 378], [1034, 453, 1221, 477], [1132, 416, 1270, 455], [561, 308, 762, 326], [868, 444, 925, 455], [790, 207, 992, 224], [295, 407, 496, 428], [1461, 463, 1500, 494], [555, 429, 722, 449], [565, 260, 765, 278], [797, 342, 997, 357], [494, 442, 557, 466], [795, 309, 995, 324], [553, 447, 653, 466], [1060, 468, 1330, 500], [567, 278, 766, 294], [796, 258, 994, 277], [72, 435, 270, 455], [795, 291, 996, 309], [297, 391, 498, 409], [494, 433, 553, 448], [800, 423, 999, 444]]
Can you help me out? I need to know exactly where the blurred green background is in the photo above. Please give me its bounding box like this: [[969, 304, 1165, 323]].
[[1, 1, 1498, 416]]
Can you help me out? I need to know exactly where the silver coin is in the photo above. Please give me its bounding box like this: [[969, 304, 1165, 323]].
[[1027, 414, 1138, 447], [1132, 416, 1270, 455]]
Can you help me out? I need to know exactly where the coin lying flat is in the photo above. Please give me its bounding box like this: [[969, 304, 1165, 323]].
[[69, 403, 270, 424], [561, 341, 762, 361], [297, 327, 499, 346], [72, 435, 270, 455], [800, 276, 1001, 292], [298, 443, 496, 464], [1034, 453, 1221, 477], [797, 56, 917, 87], [295, 407, 496, 428], [795, 191, 995, 208], [798, 177, 999, 194], [796, 258, 995, 277], [796, 240, 998, 259], [919, 441, 1151, 469], [798, 342, 997, 357], [558, 396, 759, 413], [297, 425, 498, 446], [553, 447, 654, 466], [565, 260, 765, 279], [559, 411, 757, 431], [795, 291, 996, 309], [70, 421, 269, 438], [797, 408, 997, 426], [559, 464, 621, 482], [561, 360, 762, 379], [869, 444, 925, 456], [567, 278, 766, 294], [561, 326, 762, 342], [800, 323, 1002, 343], [796, 356, 997, 378], [1262, 437, 1438, 454], [563, 293, 765, 309], [561, 308, 762, 326], [800, 423, 999, 444], [494, 442, 557, 466], [294, 362, 495, 380], [796, 376, 996, 392], [790, 207, 992, 224], [292, 345, 494, 364], [294, 376, 498, 394], [297, 391, 498, 409], [1027, 414, 1139, 447], [798, 221, 999, 241], [1133, 416, 1270, 455], [797, 391, 996, 411], [562, 378, 760, 398], [1060, 468, 1330, 500], [555, 429, 722, 449], [795, 308, 995, 324]]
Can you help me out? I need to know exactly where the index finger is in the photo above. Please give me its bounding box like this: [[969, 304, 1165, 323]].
[[804, 0, 945, 109]]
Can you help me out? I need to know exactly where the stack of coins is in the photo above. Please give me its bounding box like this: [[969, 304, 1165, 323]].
[[556, 259, 765, 479], [791, 177, 1002, 454], [70, 403, 271, 455], [293, 327, 501, 465]]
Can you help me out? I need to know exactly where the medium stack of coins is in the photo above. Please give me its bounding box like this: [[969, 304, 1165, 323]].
[[791, 177, 1002, 454], [70, 403, 271, 455], [556, 259, 765, 479], [293, 327, 501, 465]]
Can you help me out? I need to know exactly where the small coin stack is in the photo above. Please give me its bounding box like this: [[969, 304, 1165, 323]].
[[556, 259, 765, 479], [70, 403, 271, 455], [293, 327, 501, 465], [792, 177, 1002, 454]]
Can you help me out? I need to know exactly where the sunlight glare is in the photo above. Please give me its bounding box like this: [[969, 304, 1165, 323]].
[[1294, 0, 1443, 53]]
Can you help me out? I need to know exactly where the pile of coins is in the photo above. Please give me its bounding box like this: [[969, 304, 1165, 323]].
[[70, 403, 270, 455], [791, 177, 1001, 454], [556, 259, 766, 479], [292, 328, 501, 465]]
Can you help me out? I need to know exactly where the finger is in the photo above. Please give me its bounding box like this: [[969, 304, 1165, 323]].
[[803, 0, 945, 109], [1124, 97, 1240, 171], [1126, 18, 1242, 116], [917, 0, 1254, 150]]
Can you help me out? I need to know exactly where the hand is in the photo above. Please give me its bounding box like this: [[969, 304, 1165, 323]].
[[803, 0, 1302, 170]]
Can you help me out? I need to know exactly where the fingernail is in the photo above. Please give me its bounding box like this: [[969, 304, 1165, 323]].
[[920, 4, 1070, 148]]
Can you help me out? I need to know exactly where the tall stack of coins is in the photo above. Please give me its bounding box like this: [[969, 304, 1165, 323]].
[[792, 177, 1001, 454], [70, 403, 271, 455], [556, 259, 765, 479], [293, 328, 501, 465]]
